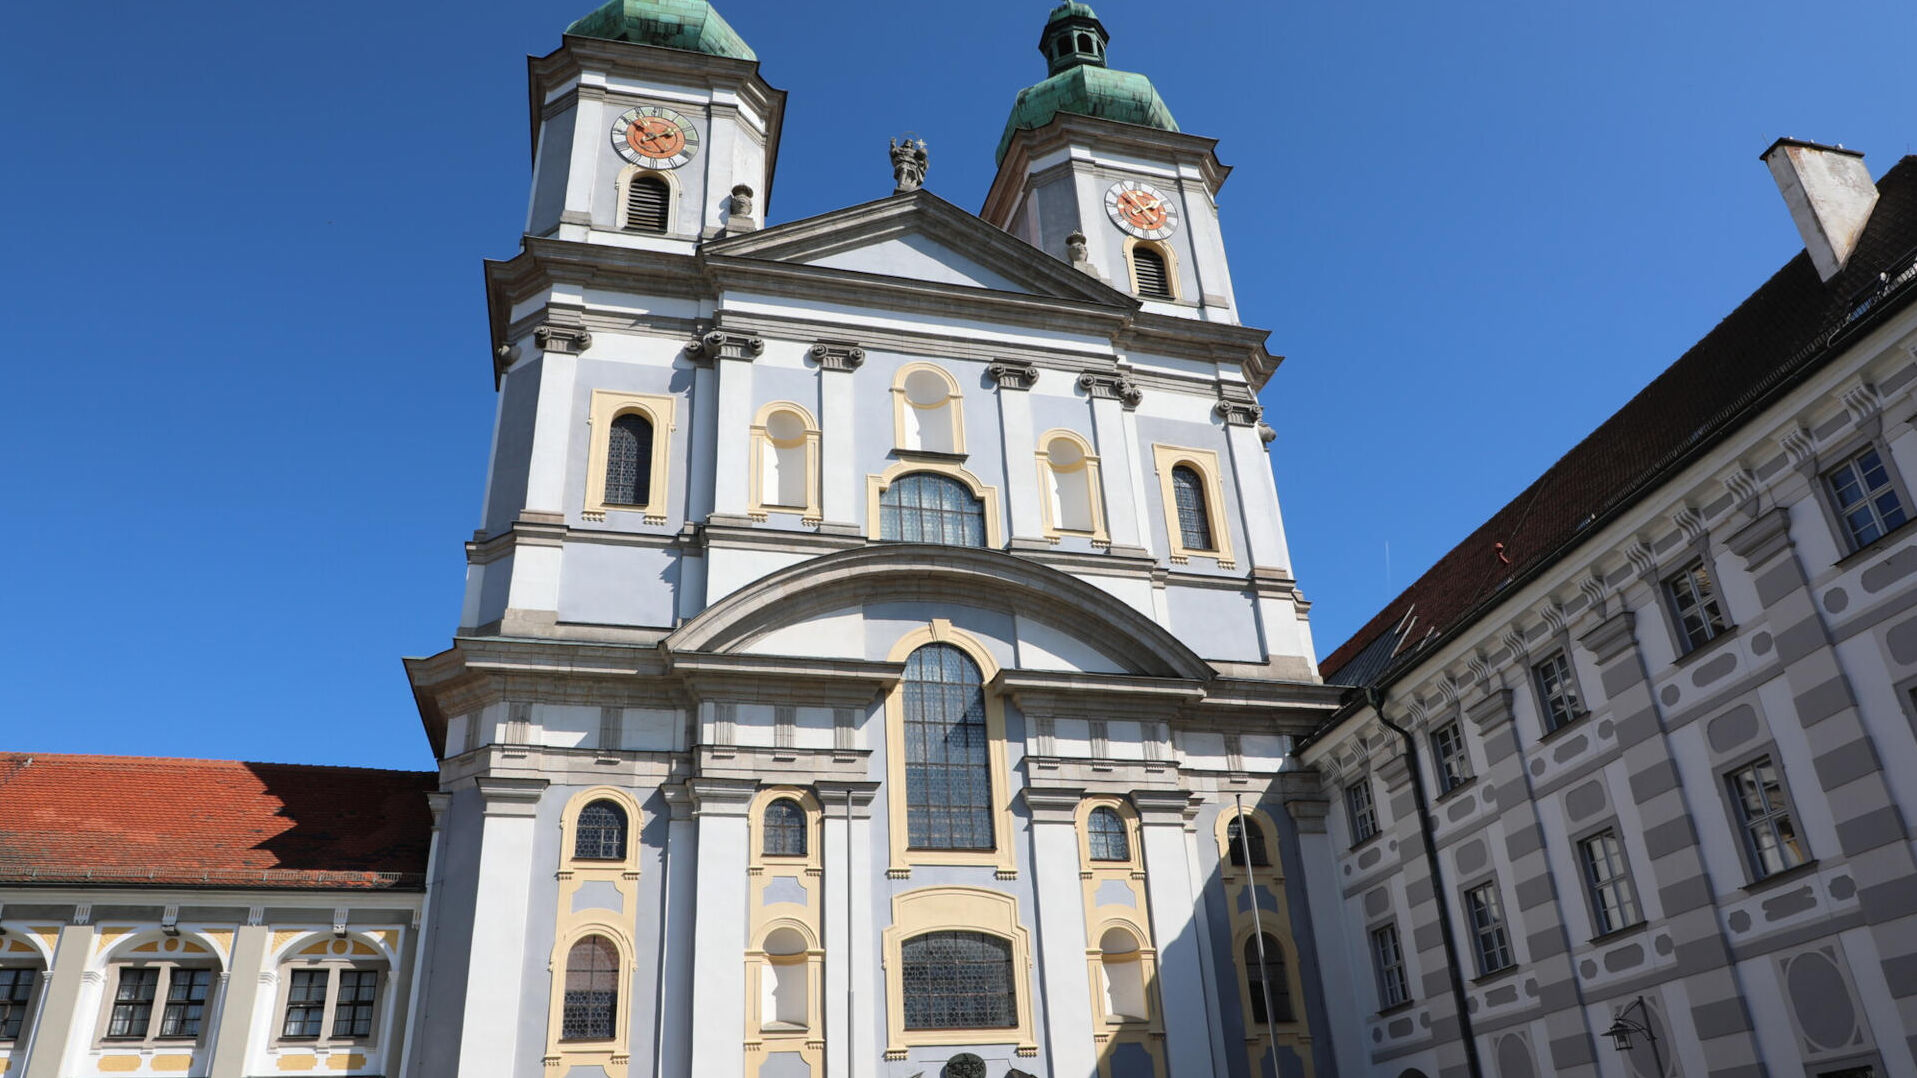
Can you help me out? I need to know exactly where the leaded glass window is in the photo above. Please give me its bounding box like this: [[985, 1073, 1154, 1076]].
[[0, 968, 32, 1040], [108, 968, 158, 1037], [1727, 757, 1807, 879], [1171, 465, 1214, 550], [1664, 560, 1728, 653], [332, 970, 379, 1038], [763, 797, 807, 857], [158, 968, 211, 1037], [562, 936, 618, 1041], [1226, 816, 1270, 868], [605, 413, 654, 507], [900, 931, 1016, 1030], [879, 473, 986, 546], [1245, 934, 1294, 1023], [902, 643, 994, 850], [574, 800, 628, 861], [1086, 806, 1129, 862], [1827, 446, 1907, 549], [281, 969, 328, 1038]]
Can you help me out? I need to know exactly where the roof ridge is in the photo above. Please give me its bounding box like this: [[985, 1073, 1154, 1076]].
[[0, 750, 434, 778]]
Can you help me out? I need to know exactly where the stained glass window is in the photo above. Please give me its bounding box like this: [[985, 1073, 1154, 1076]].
[[1226, 816, 1270, 867], [1086, 806, 1129, 862], [901, 931, 1016, 1030], [605, 413, 654, 507], [574, 800, 628, 861], [902, 643, 994, 850], [562, 936, 618, 1041], [879, 473, 985, 546], [1171, 465, 1213, 550], [1245, 934, 1294, 1023], [763, 797, 807, 857]]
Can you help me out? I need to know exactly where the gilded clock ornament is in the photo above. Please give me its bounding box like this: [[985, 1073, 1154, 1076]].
[[1104, 179, 1179, 240], [611, 105, 700, 170]]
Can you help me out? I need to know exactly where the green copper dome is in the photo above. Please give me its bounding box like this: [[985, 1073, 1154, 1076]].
[[996, 3, 1177, 163], [566, 0, 755, 61]]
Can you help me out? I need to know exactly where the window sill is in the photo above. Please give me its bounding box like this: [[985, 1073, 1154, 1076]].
[[1587, 920, 1650, 947], [1832, 517, 1917, 569], [1434, 776, 1478, 804], [1672, 626, 1740, 667], [892, 448, 969, 464], [1741, 858, 1820, 896], [1470, 964, 1521, 987], [1375, 1000, 1416, 1018], [1348, 830, 1385, 854], [1536, 711, 1592, 745]]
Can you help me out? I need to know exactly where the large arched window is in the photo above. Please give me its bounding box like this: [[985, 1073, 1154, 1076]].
[[624, 174, 670, 234], [903, 643, 993, 850], [1087, 806, 1129, 862], [880, 473, 986, 547], [605, 413, 655, 507], [1170, 465, 1214, 551], [574, 801, 628, 861], [1244, 934, 1293, 1023], [1226, 816, 1270, 868], [762, 797, 807, 857], [561, 936, 618, 1041], [900, 931, 1016, 1030]]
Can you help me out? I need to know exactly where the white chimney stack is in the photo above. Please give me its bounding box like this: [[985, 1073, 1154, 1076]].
[[1763, 138, 1879, 282]]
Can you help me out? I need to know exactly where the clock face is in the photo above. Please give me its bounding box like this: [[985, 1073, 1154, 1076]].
[[611, 105, 700, 170], [1104, 180, 1179, 240]]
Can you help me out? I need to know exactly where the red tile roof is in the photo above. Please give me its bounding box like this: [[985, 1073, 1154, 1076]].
[[1323, 156, 1917, 685], [0, 753, 436, 891]]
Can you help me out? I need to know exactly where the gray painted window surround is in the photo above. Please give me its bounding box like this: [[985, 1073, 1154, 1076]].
[[1806, 423, 1917, 561], [1824, 444, 1909, 549], [1664, 556, 1731, 655], [1344, 778, 1379, 846], [1574, 827, 1642, 937], [1723, 752, 1810, 881], [1461, 879, 1515, 976], [1532, 650, 1584, 734], [1430, 721, 1471, 794], [1369, 921, 1410, 1009]]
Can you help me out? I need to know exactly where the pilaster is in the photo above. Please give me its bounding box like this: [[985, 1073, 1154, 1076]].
[[457, 776, 547, 1078], [687, 778, 758, 1078], [816, 781, 881, 1078], [1082, 373, 1145, 552], [812, 342, 865, 532], [22, 923, 94, 1078], [991, 361, 1046, 545], [1023, 787, 1097, 1078], [693, 332, 765, 522], [1130, 789, 1219, 1078], [208, 924, 271, 1078]]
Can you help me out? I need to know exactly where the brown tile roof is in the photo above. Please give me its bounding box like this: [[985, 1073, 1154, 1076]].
[[1323, 155, 1917, 685], [0, 753, 436, 891]]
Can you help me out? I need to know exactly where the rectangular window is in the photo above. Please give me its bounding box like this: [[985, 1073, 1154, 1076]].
[[1345, 779, 1379, 844], [1827, 445, 1908, 549], [1533, 651, 1582, 732], [1665, 561, 1729, 653], [108, 968, 160, 1038], [1727, 756, 1807, 879], [332, 970, 379, 1038], [282, 970, 328, 1038], [158, 968, 212, 1038], [1577, 831, 1641, 935], [1430, 722, 1471, 793], [1369, 923, 1410, 1009], [0, 968, 33, 1040], [1463, 883, 1515, 975]]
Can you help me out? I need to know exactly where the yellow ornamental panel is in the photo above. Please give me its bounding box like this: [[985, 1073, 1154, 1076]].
[[96, 1058, 141, 1073], [277, 1054, 319, 1072], [152, 1055, 194, 1072], [327, 1055, 367, 1071]]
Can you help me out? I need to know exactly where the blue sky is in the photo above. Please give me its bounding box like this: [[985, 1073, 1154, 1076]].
[[3, 1, 1913, 771]]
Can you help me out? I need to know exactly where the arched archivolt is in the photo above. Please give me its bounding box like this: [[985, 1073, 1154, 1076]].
[[272, 929, 398, 967], [663, 543, 1214, 680], [749, 401, 822, 523], [1215, 804, 1285, 879], [560, 785, 645, 875], [94, 928, 227, 973]]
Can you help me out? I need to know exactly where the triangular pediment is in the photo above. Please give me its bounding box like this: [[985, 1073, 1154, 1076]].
[[703, 190, 1135, 307]]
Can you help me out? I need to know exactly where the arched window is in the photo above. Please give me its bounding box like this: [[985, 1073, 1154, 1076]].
[[1226, 816, 1270, 868], [1131, 244, 1172, 299], [1170, 465, 1214, 551], [902, 643, 993, 850], [605, 413, 654, 507], [1099, 928, 1148, 1021], [1087, 806, 1129, 862], [1244, 934, 1293, 1023], [561, 937, 618, 1041], [1043, 434, 1097, 534], [624, 174, 669, 233], [900, 931, 1016, 1030], [880, 473, 986, 546], [1076, 32, 1094, 53], [574, 800, 628, 861], [763, 798, 807, 857], [894, 365, 963, 454]]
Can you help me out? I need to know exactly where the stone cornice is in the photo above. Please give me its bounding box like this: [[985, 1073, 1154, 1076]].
[[1129, 788, 1200, 823], [1578, 611, 1639, 666], [1020, 786, 1091, 824], [1724, 506, 1795, 567], [1463, 688, 1514, 731], [665, 651, 901, 708], [473, 776, 548, 817], [685, 777, 759, 817]]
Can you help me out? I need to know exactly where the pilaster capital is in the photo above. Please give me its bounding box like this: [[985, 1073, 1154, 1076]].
[[1020, 786, 1089, 824], [1578, 610, 1639, 666], [814, 781, 883, 819], [1373, 749, 1412, 787], [986, 359, 1040, 390], [686, 777, 759, 817], [1464, 688, 1515, 731], [1128, 788, 1198, 824], [1214, 397, 1263, 427], [1724, 506, 1796, 569], [474, 776, 547, 817], [686, 329, 765, 363], [660, 783, 694, 822], [532, 323, 591, 355], [425, 791, 453, 826], [1283, 797, 1331, 835], [809, 340, 866, 372], [1078, 371, 1142, 410]]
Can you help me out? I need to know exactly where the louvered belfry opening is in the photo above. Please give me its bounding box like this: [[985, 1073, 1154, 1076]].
[[625, 174, 670, 233], [1132, 244, 1171, 298]]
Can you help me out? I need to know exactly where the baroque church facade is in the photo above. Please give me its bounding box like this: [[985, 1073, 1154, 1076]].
[[6, 4, 1917, 1078]]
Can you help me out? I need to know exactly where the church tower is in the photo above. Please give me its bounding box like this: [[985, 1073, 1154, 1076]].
[[983, 3, 1242, 324]]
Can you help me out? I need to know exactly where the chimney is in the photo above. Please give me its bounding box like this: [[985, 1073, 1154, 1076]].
[[1762, 138, 1878, 282]]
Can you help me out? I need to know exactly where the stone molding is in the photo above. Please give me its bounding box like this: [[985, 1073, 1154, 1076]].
[[532, 323, 592, 354], [1020, 786, 1090, 824], [1373, 748, 1412, 787], [987, 359, 1040, 390], [685, 329, 765, 363], [1078, 371, 1142, 410], [814, 781, 882, 819], [1725, 505, 1795, 568], [1129, 788, 1198, 823], [686, 777, 759, 816], [808, 341, 865, 372], [1283, 797, 1331, 835], [1578, 610, 1639, 665], [474, 776, 548, 818], [1464, 688, 1515, 731]]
